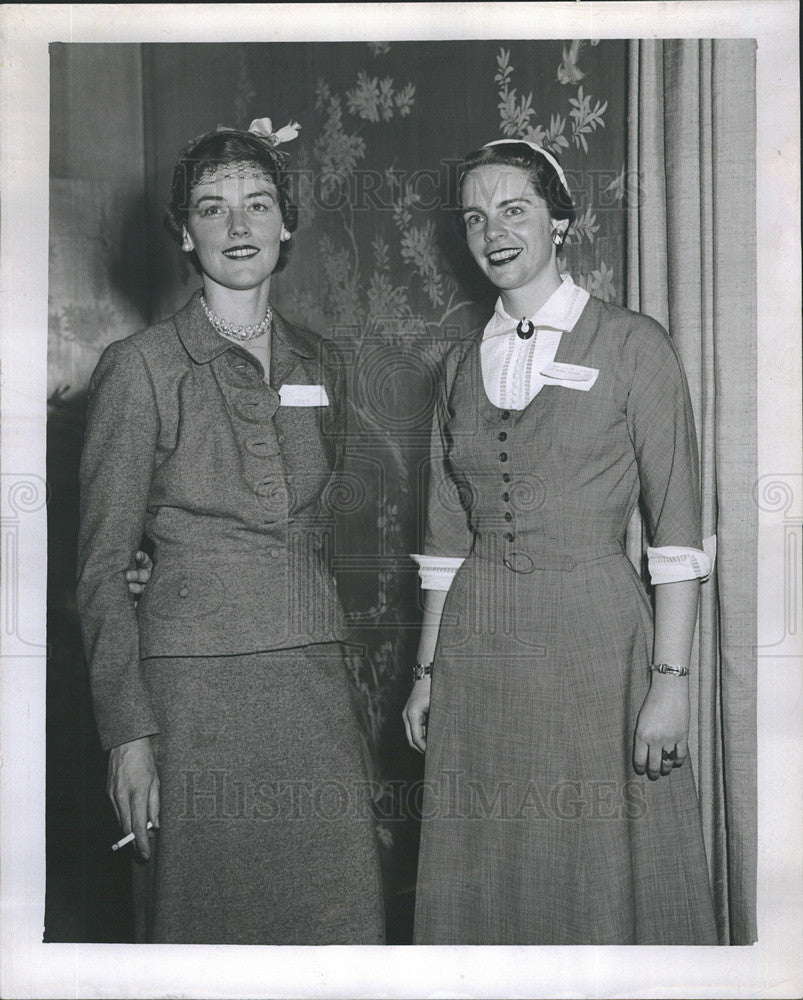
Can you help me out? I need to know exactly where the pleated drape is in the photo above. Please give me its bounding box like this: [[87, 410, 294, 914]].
[[626, 38, 757, 944]]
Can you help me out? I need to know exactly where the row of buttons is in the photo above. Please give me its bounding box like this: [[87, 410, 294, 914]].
[[499, 410, 515, 543], [215, 353, 296, 535], [220, 357, 291, 507]]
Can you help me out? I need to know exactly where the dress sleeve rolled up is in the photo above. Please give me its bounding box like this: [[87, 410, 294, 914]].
[[422, 346, 475, 568], [626, 317, 704, 554], [77, 338, 161, 751]]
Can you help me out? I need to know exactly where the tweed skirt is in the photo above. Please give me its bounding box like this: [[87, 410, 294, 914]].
[[132, 644, 385, 944], [414, 552, 718, 945]]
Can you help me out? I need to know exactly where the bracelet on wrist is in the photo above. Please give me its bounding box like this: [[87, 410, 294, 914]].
[[413, 662, 433, 682], [650, 662, 690, 677]]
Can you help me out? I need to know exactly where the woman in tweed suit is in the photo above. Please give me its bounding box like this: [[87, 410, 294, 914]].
[[78, 120, 384, 944], [403, 140, 718, 944]]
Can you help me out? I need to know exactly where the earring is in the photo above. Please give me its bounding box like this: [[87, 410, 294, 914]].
[[551, 229, 565, 247], [280, 227, 291, 242]]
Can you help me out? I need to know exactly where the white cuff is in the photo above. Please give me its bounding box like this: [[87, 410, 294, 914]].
[[647, 539, 715, 585], [410, 554, 465, 590]]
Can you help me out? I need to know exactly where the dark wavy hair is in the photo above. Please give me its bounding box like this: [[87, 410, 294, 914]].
[[457, 142, 575, 250], [165, 129, 299, 273]]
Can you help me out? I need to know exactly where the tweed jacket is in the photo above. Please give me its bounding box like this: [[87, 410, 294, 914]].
[[77, 291, 347, 751]]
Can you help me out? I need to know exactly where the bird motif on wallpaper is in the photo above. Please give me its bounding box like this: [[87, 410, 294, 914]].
[[557, 39, 599, 85], [557, 40, 586, 84]]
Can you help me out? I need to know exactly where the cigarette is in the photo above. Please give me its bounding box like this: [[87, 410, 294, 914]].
[[111, 821, 154, 852]]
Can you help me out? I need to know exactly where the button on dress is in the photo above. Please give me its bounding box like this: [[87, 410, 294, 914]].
[[414, 295, 718, 944]]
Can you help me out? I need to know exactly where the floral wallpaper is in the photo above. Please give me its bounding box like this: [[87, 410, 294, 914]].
[[48, 39, 626, 941]]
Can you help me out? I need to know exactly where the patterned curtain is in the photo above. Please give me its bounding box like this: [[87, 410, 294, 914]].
[[626, 38, 757, 944], [47, 40, 627, 941]]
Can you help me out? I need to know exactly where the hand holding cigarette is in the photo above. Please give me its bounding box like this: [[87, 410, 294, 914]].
[[107, 737, 160, 860], [112, 821, 154, 852]]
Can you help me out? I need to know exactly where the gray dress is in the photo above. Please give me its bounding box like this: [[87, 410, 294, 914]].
[[414, 295, 718, 944]]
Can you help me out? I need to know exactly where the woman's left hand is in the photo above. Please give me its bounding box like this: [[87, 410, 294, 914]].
[[402, 677, 431, 754], [633, 672, 690, 780]]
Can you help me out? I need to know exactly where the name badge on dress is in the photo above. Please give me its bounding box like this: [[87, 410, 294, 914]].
[[278, 384, 330, 407], [540, 362, 599, 391]]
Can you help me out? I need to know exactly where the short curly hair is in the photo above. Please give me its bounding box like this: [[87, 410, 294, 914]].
[[165, 128, 299, 273]]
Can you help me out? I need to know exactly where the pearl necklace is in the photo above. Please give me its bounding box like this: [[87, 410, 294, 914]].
[[201, 295, 272, 341]]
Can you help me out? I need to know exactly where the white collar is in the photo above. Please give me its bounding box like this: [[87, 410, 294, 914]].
[[483, 273, 590, 340]]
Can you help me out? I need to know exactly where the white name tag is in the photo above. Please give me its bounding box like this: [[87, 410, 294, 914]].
[[278, 384, 330, 407], [540, 362, 599, 391]]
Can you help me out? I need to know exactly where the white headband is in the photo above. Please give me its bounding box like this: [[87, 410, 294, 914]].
[[482, 139, 571, 198]]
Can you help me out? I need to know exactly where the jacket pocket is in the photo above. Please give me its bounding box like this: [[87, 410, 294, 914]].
[[138, 565, 224, 622]]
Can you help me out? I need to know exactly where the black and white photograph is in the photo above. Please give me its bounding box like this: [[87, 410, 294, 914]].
[[0, 2, 800, 997]]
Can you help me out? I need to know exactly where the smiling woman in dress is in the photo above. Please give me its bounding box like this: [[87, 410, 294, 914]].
[[77, 118, 384, 944], [403, 139, 718, 944]]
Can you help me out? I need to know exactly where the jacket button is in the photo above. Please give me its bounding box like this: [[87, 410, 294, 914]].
[[270, 548, 281, 558], [498, 431, 507, 442], [505, 532, 515, 543], [178, 585, 189, 598], [247, 438, 271, 456], [504, 512, 512, 522], [502, 492, 510, 502], [499, 452, 508, 462], [501, 411, 510, 420]]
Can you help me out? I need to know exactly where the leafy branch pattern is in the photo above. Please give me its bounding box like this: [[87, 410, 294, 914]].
[[346, 71, 415, 122], [496, 47, 608, 155], [567, 206, 600, 245], [233, 49, 256, 127], [314, 81, 367, 190], [568, 85, 608, 153], [494, 45, 617, 301], [311, 76, 472, 346], [574, 261, 616, 301]]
